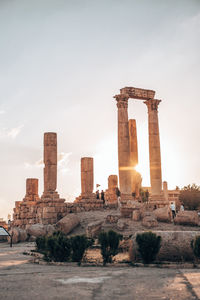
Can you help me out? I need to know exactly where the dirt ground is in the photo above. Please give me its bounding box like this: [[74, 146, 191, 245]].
[[1, 242, 200, 300]]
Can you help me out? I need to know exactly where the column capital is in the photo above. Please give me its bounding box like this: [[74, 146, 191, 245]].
[[114, 94, 129, 109], [144, 99, 161, 112]]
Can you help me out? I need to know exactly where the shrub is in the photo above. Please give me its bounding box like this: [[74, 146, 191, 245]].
[[70, 235, 94, 265], [98, 230, 122, 265], [191, 236, 200, 260], [46, 231, 71, 262], [136, 231, 161, 264], [35, 236, 47, 253]]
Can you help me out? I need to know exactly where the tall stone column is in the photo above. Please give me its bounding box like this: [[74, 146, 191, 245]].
[[129, 119, 138, 167], [144, 99, 162, 195], [81, 157, 94, 198], [43, 132, 57, 197], [114, 94, 131, 196]]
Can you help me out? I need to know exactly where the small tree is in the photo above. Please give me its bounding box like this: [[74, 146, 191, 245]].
[[179, 184, 200, 210], [98, 230, 122, 266], [70, 235, 94, 265], [191, 236, 200, 260], [46, 231, 71, 262], [136, 231, 161, 264]]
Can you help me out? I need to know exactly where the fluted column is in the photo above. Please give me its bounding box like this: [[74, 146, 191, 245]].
[[43, 132, 57, 197], [144, 99, 162, 195], [115, 94, 131, 195]]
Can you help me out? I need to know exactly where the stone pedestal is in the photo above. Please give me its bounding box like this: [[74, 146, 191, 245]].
[[114, 94, 132, 195]]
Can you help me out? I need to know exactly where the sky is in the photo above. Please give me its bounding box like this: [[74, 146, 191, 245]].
[[0, 0, 200, 220]]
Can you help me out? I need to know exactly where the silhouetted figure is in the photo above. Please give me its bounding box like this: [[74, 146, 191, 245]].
[[115, 187, 121, 197], [96, 190, 99, 199], [101, 190, 105, 204]]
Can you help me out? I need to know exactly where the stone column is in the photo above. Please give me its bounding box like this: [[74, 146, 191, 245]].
[[114, 94, 131, 196], [129, 119, 138, 168], [163, 181, 169, 201], [43, 132, 57, 197], [108, 175, 118, 191], [25, 178, 39, 201], [144, 99, 162, 195], [81, 157, 94, 198]]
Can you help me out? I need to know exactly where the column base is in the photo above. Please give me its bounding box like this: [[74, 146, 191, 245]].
[[149, 193, 169, 208]]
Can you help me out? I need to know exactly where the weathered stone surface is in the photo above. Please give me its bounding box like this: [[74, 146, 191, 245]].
[[105, 175, 118, 203], [154, 206, 172, 223], [81, 157, 93, 197], [86, 220, 102, 238], [131, 231, 200, 262], [106, 214, 120, 224], [144, 99, 162, 196], [27, 224, 47, 237], [114, 94, 131, 195], [25, 178, 39, 201], [9, 227, 28, 243], [120, 86, 155, 100], [174, 211, 199, 226], [43, 132, 57, 197], [132, 210, 141, 221], [56, 214, 80, 234], [117, 219, 127, 231], [142, 216, 158, 228]]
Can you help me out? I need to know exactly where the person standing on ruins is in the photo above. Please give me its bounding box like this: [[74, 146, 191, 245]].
[[101, 190, 105, 204], [170, 202, 176, 219], [96, 190, 99, 199]]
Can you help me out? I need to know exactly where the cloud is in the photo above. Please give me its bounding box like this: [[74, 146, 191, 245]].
[[7, 124, 24, 138], [58, 152, 72, 173], [0, 110, 5, 114], [0, 124, 24, 139], [24, 152, 72, 173]]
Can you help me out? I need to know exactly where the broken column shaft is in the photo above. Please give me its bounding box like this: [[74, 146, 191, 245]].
[[43, 132, 57, 197], [81, 157, 94, 198]]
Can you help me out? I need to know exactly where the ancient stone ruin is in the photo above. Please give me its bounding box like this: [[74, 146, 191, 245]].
[[114, 86, 168, 207], [12, 86, 171, 228]]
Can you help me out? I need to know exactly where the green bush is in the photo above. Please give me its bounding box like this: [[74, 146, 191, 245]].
[[35, 236, 47, 253], [136, 231, 161, 264], [71, 235, 94, 265], [191, 236, 200, 260], [98, 230, 122, 265], [35, 232, 93, 264], [45, 231, 71, 262]]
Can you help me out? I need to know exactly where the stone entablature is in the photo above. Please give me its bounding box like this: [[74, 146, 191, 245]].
[[120, 86, 155, 100]]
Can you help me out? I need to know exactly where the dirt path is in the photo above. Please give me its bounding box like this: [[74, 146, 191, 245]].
[[0, 243, 200, 300]]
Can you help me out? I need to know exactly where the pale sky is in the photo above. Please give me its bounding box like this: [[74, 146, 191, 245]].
[[0, 0, 200, 220]]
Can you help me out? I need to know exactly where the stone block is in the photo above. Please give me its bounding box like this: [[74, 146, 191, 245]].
[[86, 221, 102, 238], [154, 206, 172, 223], [174, 211, 199, 226], [142, 216, 158, 228]]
